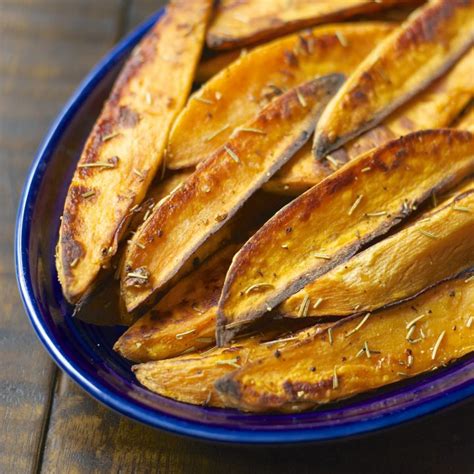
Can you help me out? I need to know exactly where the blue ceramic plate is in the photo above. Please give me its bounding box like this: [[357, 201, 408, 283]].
[[15, 9, 474, 444]]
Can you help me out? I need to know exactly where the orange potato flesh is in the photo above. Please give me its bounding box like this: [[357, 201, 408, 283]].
[[217, 130, 474, 344], [206, 0, 414, 50], [121, 75, 343, 312], [216, 277, 474, 412], [267, 47, 474, 195], [56, 0, 212, 303], [313, 0, 474, 159], [280, 185, 474, 317], [132, 324, 330, 407], [166, 23, 395, 170]]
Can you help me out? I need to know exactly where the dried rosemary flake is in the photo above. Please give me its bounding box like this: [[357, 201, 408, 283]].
[[313, 253, 331, 260], [132, 241, 145, 250], [102, 132, 121, 142], [281, 243, 289, 249], [180, 346, 196, 355], [313, 297, 324, 309], [348, 195, 363, 215], [81, 190, 96, 199], [70, 257, 79, 268], [216, 359, 241, 369], [262, 336, 298, 346], [335, 30, 348, 47], [224, 145, 240, 163], [365, 211, 387, 217], [326, 155, 341, 169], [78, 162, 116, 170], [237, 127, 266, 135], [133, 168, 145, 179], [296, 88, 307, 107], [406, 325, 416, 341], [298, 295, 310, 317], [431, 192, 437, 208], [204, 125, 229, 142], [332, 367, 339, 389], [397, 372, 409, 377], [345, 313, 371, 337], [191, 304, 205, 314], [418, 229, 438, 240], [176, 329, 196, 339], [406, 314, 426, 330], [328, 327, 333, 345], [194, 96, 214, 105], [244, 283, 275, 294], [453, 205, 471, 213], [126, 272, 148, 280], [431, 330, 446, 360], [465, 275, 474, 283], [215, 91, 223, 101], [407, 354, 414, 368], [361, 167, 371, 172], [467, 316, 473, 328], [225, 319, 252, 329]]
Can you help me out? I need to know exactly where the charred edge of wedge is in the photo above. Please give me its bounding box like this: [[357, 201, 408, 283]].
[[215, 273, 474, 412], [277, 187, 474, 318], [122, 74, 345, 312], [206, 1, 410, 50], [216, 129, 474, 345], [313, 0, 474, 159]]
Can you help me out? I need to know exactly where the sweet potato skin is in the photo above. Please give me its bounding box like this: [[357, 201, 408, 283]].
[[268, 47, 474, 195], [216, 277, 474, 412], [313, 0, 474, 159], [279, 186, 474, 317], [217, 130, 474, 344], [56, 0, 212, 303], [207, 0, 414, 50], [132, 324, 330, 407], [121, 75, 343, 312], [166, 23, 394, 170]]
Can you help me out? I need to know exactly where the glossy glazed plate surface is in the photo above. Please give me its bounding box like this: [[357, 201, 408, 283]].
[[15, 10, 474, 444]]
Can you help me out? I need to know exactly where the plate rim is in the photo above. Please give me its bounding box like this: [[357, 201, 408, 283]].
[[14, 8, 474, 444]]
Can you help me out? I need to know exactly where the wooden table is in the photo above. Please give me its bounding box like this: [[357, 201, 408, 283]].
[[0, 1, 473, 472]]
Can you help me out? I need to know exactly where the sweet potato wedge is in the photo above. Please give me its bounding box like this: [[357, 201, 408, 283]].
[[132, 324, 330, 407], [207, 1, 413, 50], [267, 47, 474, 195], [115, 244, 239, 362], [121, 75, 343, 312], [216, 276, 474, 412], [279, 184, 474, 318], [217, 130, 474, 344], [56, 0, 212, 303], [313, 0, 474, 159], [195, 50, 245, 83], [166, 23, 394, 170]]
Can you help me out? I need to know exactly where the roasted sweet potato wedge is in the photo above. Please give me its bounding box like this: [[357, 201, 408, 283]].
[[267, 47, 474, 195], [56, 0, 212, 303], [195, 50, 245, 83], [166, 23, 394, 170], [133, 324, 330, 407], [313, 0, 474, 159], [279, 184, 474, 318], [207, 0, 413, 50], [217, 130, 474, 344], [121, 75, 343, 312], [216, 276, 474, 412], [115, 244, 239, 362]]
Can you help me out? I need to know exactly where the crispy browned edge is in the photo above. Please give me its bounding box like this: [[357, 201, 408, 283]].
[[216, 129, 474, 345], [206, 0, 417, 50], [313, 0, 474, 158], [57, 1, 211, 303], [121, 74, 345, 312]]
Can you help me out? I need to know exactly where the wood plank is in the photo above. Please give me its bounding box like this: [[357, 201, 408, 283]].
[[0, 0, 124, 472], [41, 373, 474, 473]]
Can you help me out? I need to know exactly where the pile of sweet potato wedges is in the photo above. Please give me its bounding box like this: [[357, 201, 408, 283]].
[[56, 0, 474, 412]]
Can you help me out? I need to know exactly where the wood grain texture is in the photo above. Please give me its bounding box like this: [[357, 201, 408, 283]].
[[2, 1, 474, 473], [0, 0, 126, 472]]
